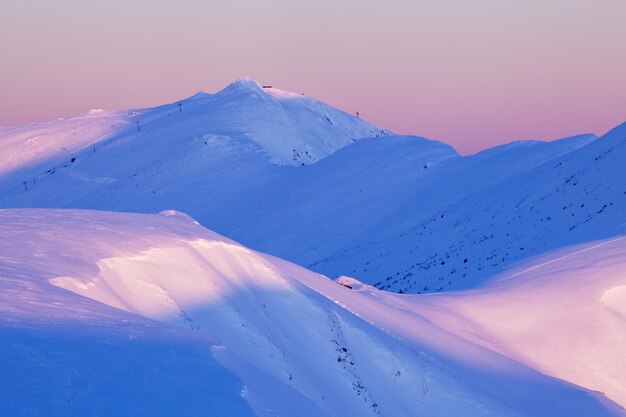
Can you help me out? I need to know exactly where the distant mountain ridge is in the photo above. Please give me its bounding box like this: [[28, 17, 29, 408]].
[[0, 79, 624, 296], [174, 77, 390, 165], [0, 77, 388, 193], [314, 123, 625, 293]]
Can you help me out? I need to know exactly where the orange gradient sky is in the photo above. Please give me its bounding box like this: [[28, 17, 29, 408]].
[[1, 0, 625, 153]]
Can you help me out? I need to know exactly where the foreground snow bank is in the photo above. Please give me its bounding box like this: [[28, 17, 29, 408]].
[[407, 237, 626, 407], [0, 209, 255, 417], [1, 209, 623, 417]]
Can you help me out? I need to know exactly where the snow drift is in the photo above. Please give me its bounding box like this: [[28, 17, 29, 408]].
[[1, 209, 623, 416]]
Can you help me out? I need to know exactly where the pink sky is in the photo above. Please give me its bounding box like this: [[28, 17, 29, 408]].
[[1, 0, 625, 153]]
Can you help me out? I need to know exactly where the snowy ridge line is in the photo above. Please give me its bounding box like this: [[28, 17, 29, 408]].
[[402, 236, 626, 407], [4, 79, 618, 299], [0, 77, 390, 196], [2, 209, 622, 416], [495, 235, 626, 283], [313, 125, 624, 294]]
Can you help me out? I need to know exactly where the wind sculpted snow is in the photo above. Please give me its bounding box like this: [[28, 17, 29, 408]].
[[1, 209, 624, 416]]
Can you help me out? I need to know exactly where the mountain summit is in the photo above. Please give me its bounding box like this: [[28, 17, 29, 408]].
[[0, 78, 389, 189], [217, 76, 267, 95], [205, 77, 389, 165]]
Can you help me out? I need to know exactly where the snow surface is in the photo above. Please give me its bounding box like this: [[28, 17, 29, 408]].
[[0, 210, 254, 417], [1, 77, 625, 414], [307, 126, 624, 292], [0, 77, 385, 179], [1, 209, 623, 416], [0, 77, 610, 296], [342, 236, 626, 407]]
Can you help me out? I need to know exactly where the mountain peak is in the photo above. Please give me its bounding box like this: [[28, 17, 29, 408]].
[[219, 77, 265, 96]]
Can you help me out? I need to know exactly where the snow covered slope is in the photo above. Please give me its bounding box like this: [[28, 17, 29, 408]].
[[343, 235, 626, 407], [224, 135, 459, 264], [0, 118, 596, 281], [427, 236, 626, 407], [0, 210, 255, 417], [1, 79, 621, 296], [232, 133, 597, 267], [312, 125, 625, 293], [1, 209, 622, 417], [0, 77, 386, 191]]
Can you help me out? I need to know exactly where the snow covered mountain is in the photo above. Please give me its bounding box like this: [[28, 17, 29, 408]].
[[316, 123, 626, 293], [1, 209, 623, 416], [0, 78, 623, 298], [0, 77, 386, 198], [2, 80, 626, 415], [223, 132, 598, 269]]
